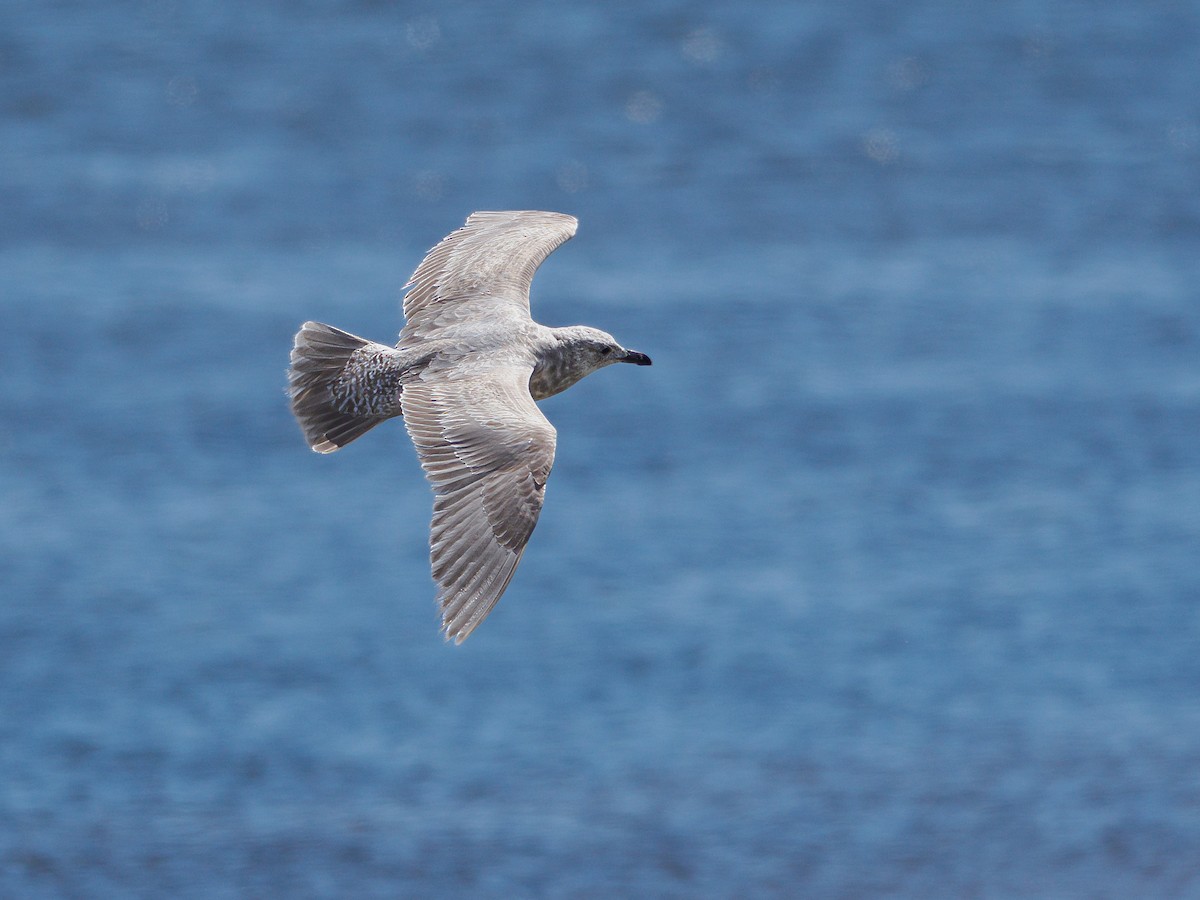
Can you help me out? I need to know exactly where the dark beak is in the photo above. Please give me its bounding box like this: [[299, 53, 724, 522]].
[[621, 349, 653, 366]]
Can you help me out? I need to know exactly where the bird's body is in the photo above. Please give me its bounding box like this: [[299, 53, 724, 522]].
[[287, 211, 650, 643]]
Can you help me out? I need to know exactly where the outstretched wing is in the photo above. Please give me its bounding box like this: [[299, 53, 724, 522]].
[[402, 366, 557, 643], [400, 210, 577, 342]]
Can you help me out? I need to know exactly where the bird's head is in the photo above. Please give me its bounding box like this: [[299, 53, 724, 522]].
[[558, 325, 653, 372], [530, 325, 651, 400]]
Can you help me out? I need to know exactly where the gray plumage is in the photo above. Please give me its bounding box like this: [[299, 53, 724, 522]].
[[288, 211, 651, 643]]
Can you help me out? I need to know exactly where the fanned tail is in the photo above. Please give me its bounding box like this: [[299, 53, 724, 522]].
[[287, 321, 396, 453]]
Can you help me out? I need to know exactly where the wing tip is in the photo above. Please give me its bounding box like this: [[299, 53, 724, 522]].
[[434, 548, 527, 646], [439, 605, 485, 645], [440, 618, 474, 645]]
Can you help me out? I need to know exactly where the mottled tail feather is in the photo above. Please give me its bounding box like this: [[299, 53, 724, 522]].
[[288, 321, 388, 453]]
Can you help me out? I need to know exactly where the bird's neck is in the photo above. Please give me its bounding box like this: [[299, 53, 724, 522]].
[[528, 331, 592, 400]]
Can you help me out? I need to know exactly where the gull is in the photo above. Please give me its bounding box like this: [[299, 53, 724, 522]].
[[287, 211, 651, 643]]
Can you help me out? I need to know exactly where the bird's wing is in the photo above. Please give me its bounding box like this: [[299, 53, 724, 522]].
[[402, 365, 557, 643], [400, 210, 577, 341]]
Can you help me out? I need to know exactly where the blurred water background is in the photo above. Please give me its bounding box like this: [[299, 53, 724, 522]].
[[3, 1, 1200, 896]]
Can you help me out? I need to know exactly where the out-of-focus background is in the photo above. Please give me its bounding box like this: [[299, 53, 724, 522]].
[[3, 1, 1199, 896]]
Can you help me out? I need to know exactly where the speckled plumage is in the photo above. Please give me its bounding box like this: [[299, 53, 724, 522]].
[[287, 211, 651, 643], [330, 345, 407, 417]]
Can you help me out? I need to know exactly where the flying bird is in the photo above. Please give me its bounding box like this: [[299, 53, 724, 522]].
[[288, 211, 651, 643]]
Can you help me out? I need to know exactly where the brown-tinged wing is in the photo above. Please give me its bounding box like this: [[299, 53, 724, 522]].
[[399, 210, 577, 342], [402, 367, 557, 643]]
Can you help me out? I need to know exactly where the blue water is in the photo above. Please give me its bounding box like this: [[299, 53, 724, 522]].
[[3, 1, 1200, 896]]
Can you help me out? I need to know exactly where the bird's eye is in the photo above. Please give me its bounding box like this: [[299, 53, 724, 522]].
[[599, 346, 612, 355]]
